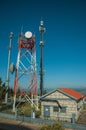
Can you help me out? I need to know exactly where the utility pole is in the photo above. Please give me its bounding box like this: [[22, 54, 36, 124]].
[[39, 20, 45, 96], [5, 32, 13, 103]]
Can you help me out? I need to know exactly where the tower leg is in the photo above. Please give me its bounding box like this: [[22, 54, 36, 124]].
[[13, 94, 16, 112], [5, 92, 8, 104], [34, 95, 39, 110], [31, 94, 33, 107]]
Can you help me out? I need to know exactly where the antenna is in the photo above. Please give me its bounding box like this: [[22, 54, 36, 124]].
[[5, 32, 13, 103], [39, 19, 45, 96], [21, 26, 23, 35], [25, 31, 32, 39]]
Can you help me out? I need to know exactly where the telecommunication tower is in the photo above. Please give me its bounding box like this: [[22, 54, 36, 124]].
[[39, 20, 45, 96], [5, 32, 13, 103], [13, 31, 38, 112]]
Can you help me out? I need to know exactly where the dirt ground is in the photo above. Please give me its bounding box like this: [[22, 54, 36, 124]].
[[0, 117, 73, 130]]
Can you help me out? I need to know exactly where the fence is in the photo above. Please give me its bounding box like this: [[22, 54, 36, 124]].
[[0, 112, 86, 130]]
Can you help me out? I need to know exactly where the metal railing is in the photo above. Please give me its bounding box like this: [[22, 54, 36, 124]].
[[0, 112, 86, 130]]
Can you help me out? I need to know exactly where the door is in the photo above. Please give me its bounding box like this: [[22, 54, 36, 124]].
[[44, 105, 50, 117], [72, 113, 76, 123]]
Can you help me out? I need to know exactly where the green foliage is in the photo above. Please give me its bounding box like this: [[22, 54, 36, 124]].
[[17, 104, 31, 116], [16, 88, 21, 97], [0, 83, 5, 100], [40, 123, 64, 130], [35, 110, 41, 118], [17, 104, 41, 117], [18, 109, 31, 117], [9, 87, 13, 97], [0, 77, 2, 87], [40, 124, 51, 130], [0, 77, 13, 101], [1, 108, 15, 114]]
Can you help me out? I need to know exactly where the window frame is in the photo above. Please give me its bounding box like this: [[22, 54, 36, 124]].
[[53, 106, 59, 112], [60, 106, 66, 113]]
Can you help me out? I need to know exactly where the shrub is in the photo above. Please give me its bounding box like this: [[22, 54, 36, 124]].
[[40, 123, 64, 130], [51, 123, 64, 130], [40, 124, 51, 130], [35, 110, 41, 118]]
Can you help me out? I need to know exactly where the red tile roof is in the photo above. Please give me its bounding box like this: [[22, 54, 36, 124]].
[[59, 88, 84, 100]]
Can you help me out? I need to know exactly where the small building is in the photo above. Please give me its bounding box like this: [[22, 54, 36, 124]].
[[83, 96, 86, 103], [40, 88, 84, 122]]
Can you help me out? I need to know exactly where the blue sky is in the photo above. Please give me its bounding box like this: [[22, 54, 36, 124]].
[[0, 0, 86, 90]]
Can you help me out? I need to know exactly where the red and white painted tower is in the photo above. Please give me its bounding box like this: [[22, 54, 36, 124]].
[[13, 31, 38, 112]]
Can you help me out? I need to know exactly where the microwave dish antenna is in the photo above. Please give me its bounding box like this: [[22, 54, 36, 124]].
[[25, 31, 32, 39]]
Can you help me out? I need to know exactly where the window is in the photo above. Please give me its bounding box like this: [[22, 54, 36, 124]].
[[60, 107, 66, 113], [53, 106, 59, 112]]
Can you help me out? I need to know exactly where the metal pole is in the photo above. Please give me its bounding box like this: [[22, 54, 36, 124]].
[[5, 32, 13, 103], [39, 20, 45, 96]]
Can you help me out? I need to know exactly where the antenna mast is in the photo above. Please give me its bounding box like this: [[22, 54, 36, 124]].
[[39, 20, 45, 96], [5, 32, 13, 103]]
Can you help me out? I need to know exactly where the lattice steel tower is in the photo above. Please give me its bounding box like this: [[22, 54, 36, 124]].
[[13, 31, 38, 112]]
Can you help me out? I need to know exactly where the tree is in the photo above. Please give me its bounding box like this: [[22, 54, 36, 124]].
[[0, 77, 3, 100], [0, 77, 13, 100], [0, 77, 2, 89]]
